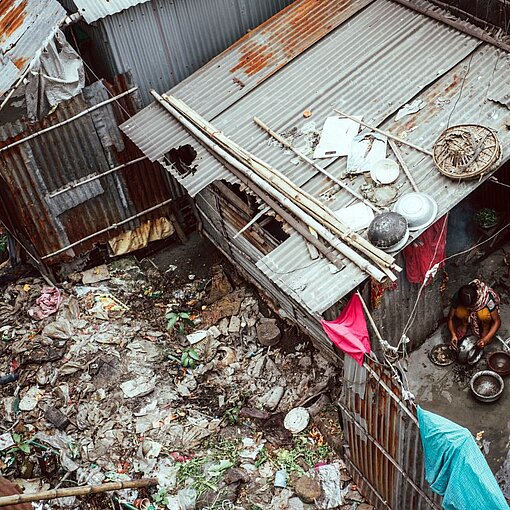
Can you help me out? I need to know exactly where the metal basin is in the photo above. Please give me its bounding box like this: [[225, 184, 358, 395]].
[[470, 370, 504, 403], [487, 351, 510, 376], [367, 212, 408, 250], [457, 335, 483, 365]]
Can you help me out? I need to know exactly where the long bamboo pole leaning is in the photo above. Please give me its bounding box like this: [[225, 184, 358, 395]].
[[252, 116, 382, 213], [157, 93, 400, 279], [154, 92, 393, 279], [166, 95, 395, 267], [333, 109, 433, 157], [0, 479, 158, 507], [151, 91, 388, 281]]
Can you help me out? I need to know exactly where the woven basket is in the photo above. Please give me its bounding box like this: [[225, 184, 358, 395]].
[[433, 124, 501, 180]]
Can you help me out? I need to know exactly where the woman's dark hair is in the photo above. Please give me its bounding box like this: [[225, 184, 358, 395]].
[[458, 284, 477, 307]]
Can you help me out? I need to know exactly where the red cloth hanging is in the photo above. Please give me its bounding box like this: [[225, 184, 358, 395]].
[[403, 216, 448, 285], [321, 293, 371, 366]]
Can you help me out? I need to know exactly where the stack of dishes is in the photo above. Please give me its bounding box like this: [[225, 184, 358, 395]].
[[393, 192, 438, 231]]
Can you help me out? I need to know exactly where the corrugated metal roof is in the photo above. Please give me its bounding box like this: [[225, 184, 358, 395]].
[[0, 0, 66, 95], [121, 0, 509, 316], [70, 0, 150, 23], [120, 0, 376, 156]]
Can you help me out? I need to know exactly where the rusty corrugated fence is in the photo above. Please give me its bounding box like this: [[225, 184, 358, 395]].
[[340, 356, 443, 510]]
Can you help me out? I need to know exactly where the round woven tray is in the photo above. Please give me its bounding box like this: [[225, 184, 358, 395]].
[[433, 124, 501, 180]]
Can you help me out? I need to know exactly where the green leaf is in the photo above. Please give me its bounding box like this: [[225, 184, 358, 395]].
[[19, 443, 30, 454], [12, 433, 20, 444], [179, 322, 185, 334], [188, 349, 200, 361], [179, 312, 190, 319], [166, 314, 179, 330], [181, 352, 189, 365], [183, 318, 195, 327]]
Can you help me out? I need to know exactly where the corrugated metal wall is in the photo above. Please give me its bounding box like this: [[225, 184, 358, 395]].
[[195, 185, 338, 356], [0, 77, 177, 265], [323, 249, 446, 354], [83, 0, 294, 105], [340, 356, 443, 510]]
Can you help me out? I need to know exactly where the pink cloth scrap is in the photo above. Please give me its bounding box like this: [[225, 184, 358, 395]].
[[29, 286, 62, 320], [403, 216, 448, 285], [321, 293, 371, 365]]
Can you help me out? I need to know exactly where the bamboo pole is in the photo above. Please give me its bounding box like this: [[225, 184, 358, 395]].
[[41, 198, 173, 260], [0, 479, 158, 507], [388, 139, 420, 192], [49, 156, 149, 198], [151, 91, 387, 280], [333, 109, 433, 157], [357, 291, 385, 344], [160, 93, 399, 276], [253, 116, 381, 213], [0, 88, 138, 154]]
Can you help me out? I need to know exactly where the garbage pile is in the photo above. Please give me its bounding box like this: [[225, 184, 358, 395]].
[[0, 257, 373, 509]]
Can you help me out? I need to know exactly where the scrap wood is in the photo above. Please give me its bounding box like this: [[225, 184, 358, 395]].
[[0, 478, 158, 507], [388, 139, 419, 192], [153, 91, 400, 282]]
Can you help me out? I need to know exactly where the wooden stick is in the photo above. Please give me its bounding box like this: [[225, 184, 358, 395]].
[[357, 291, 384, 343], [0, 479, 158, 507], [152, 91, 390, 281], [161, 94, 398, 273], [388, 139, 419, 192], [253, 116, 381, 213], [333, 109, 433, 157]]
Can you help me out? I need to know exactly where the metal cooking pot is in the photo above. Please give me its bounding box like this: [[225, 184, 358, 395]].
[[367, 212, 408, 250], [457, 335, 483, 365]]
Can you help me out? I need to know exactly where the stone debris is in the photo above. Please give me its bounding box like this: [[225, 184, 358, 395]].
[[0, 258, 369, 509], [256, 317, 282, 346], [294, 474, 322, 503]]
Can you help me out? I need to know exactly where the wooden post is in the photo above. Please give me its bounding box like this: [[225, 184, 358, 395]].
[[0, 479, 158, 507]]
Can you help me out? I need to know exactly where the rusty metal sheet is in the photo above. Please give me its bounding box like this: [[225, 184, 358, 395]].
[[0, 77, 175, 264], [0, 0, 66, 95], [121, 0, 377, 160], [340, 357, 442, 509]]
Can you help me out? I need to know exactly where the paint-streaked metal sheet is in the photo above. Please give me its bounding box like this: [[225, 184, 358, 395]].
[[0, 78, 174, 264], [88, 0, 296, 105], [71, 0, 150, 23], [0, 0, 66, 95], [340, 356, 442, 509]]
